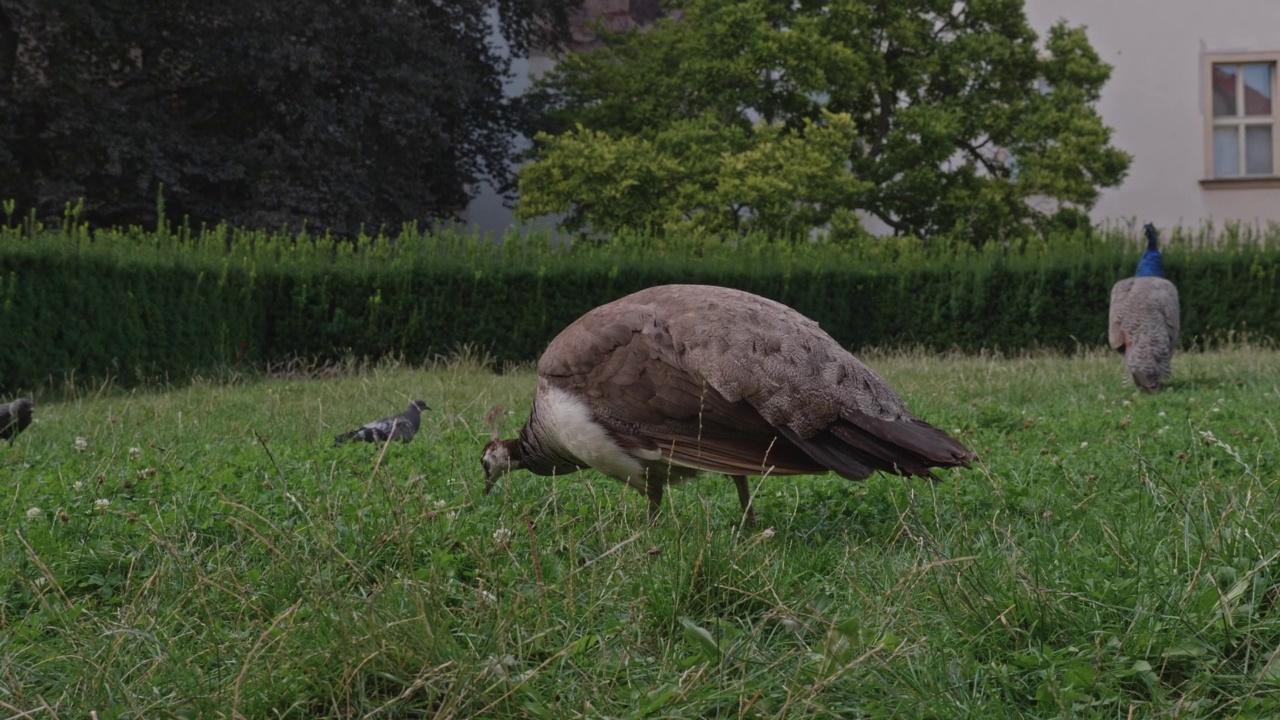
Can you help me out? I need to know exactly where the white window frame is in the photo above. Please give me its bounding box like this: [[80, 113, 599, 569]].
[[1203, 52, 1280, 183]]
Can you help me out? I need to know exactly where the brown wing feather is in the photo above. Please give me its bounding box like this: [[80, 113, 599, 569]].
[[1111, 277, 1180, 351], [617, 431, 828, 477], [546, 321, 823, 476], [1155, 281, 1181, 346], [1108, 278, 1134, 352], [541, 301, 775, 439]]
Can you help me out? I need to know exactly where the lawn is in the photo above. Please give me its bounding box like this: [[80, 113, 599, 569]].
[[2, 346, 1279, 718]]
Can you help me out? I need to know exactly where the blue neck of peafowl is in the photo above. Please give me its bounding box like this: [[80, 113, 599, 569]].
[[1136, 224, 1165, 278]]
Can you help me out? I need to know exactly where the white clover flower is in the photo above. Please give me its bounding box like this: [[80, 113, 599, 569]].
[[1122, 400, 1132, 408], [1096, 394, 1106, 401], [1157, 411, 1167, 418], [25, 507, 42, 519], [760, 527, 776, 539], [1080, 441, 1088, 449], [446, 510, 458, 521], [129, 447, 142, 460], [492, 527, 512, 548], [434, 499, 447, 509], [75, 437, 88, 452], [94, 498, 111, 511], [73, 480, 85, 492]]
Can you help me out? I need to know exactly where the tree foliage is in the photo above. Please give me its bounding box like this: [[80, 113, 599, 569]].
[[517, 0, 1132, 243], [0, 0, 573, 235], [518, 111, 870, 238]]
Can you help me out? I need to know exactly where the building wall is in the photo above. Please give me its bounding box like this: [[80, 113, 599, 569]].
[[1023, 0, 1280, 231]]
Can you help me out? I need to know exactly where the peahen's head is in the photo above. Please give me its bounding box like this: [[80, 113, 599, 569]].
[[1136, 223, 1165, 278]]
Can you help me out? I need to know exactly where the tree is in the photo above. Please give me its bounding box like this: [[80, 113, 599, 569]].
[[517, 111, 871, 238], [0, 0, 574, 235], [516, 0, 1131, 243]]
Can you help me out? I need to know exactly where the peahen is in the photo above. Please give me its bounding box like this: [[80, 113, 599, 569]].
[[481, 284, 974, 524]]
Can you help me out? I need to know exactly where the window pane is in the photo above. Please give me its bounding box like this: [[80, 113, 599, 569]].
[[1214, 64, 1238, 117], [1214, 126, 1240, 176], [1245, 125, 1273, 174], [1243, 64, 1273, 116]]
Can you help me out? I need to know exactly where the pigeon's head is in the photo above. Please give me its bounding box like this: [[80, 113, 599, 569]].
[[13, 398, 33, 416], [12, 398, 33, 429], [407, 399, 430, 414]]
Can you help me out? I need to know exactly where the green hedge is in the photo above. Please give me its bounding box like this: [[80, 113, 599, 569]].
[[2, 214, 1279, 395]]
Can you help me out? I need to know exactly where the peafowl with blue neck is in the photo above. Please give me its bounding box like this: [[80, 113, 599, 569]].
[[1135, 223, 1166, 278], [1108, 223, 1180, 391]]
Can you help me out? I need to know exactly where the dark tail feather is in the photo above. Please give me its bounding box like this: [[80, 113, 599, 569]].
[[843, 415, 976, 471], [333, 430, 363, 447], [775, 425, 877, 481], [779, 416, 974, 481]]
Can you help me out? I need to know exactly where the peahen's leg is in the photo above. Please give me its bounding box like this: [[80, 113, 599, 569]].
[[646, 475, 664, 525], [731, 475, 756, 527]]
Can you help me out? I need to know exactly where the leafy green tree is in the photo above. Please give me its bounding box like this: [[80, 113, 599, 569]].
[[517, 0, 1131, 243], [0, 0, 573, 235], [518, 111, 870, 237]]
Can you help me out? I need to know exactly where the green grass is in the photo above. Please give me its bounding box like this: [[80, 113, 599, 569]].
[[3, 347, 1280, 718]]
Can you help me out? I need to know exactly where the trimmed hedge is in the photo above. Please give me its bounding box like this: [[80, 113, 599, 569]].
[[1, 215, 1279, 394]]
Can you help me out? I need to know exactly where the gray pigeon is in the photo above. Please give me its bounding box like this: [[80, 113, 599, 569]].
[[334, 400, 430, 446], [0, 397, 34, 443]]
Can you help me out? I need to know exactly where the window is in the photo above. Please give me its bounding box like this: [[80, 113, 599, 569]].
[[1206, 56, 1278, 179]]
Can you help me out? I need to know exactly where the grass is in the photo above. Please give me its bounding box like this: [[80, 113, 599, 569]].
[[2, 346, 1280, 718]]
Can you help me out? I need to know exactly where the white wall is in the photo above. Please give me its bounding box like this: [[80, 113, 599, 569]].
[[1023, 0, 1280, 231]]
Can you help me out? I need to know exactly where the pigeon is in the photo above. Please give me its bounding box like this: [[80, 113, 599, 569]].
[[333, 400, 430, 446], [0, 397, 34, 444]]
